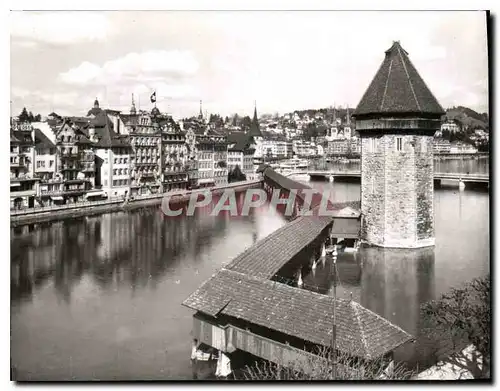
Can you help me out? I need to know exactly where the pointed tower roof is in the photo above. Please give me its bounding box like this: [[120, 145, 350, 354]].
[[130, 94, 137, 115], [198, 100, 203, 120], [248, 101, 263, 137], [353, 41, 444, 118]]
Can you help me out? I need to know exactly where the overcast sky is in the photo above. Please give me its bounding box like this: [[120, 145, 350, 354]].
[[10, 10, 488, 119]]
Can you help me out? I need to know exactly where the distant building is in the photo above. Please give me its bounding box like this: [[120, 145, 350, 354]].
[[433, 138, 451, 154], [292, 139, 316, 156], [450, 142, 477, 154], [441, 120, 461, 134], [327, 139, 350, 155]]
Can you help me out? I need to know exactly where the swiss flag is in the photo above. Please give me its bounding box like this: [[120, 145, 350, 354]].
[[150, 91, 157, 103]]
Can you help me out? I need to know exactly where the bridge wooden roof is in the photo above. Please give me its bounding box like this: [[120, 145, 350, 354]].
[[183, 269, 413, 359], [226, 214, 333, 279]]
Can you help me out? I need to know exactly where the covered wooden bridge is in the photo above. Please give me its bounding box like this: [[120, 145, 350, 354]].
[[182, 166, 413, 373]]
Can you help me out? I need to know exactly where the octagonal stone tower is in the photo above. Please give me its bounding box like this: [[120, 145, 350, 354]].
[[352, 41, 445, 248]]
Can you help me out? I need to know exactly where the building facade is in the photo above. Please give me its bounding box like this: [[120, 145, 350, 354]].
[[160, 117, 189, 192], [10, 123, 39, 209], [353, 41, 444, 248], [227, 132, 256, 180]]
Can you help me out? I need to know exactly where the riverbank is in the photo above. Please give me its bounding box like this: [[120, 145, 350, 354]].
[[10, 179, 262, 228]]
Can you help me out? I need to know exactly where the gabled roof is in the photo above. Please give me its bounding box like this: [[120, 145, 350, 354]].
[[183, 269, 413, 359], [353, 41, 445, 118], [34, 128, 55, 149], [227, 132, 255, 152], [10, 130, 21, 144], [92, 113, 132, 149]]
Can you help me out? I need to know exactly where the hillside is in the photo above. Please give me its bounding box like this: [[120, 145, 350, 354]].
[[443, 106, 489, 132]]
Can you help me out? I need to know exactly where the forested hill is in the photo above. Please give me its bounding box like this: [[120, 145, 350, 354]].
[[444, 106, 489, 131]]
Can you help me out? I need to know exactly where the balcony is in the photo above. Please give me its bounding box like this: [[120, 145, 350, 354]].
[[81, 163, 96, 172]]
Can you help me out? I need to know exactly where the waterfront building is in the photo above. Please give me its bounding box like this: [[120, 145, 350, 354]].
[[350, 136, 361, 155], [160, 116, 189, 192], [259, 137, 293, 159], [89, 112, 132, 199], [116, 102, 162, 196], [433, 138, 451, 154], [292, 139, 317, 157], [52, 119, 93, 203], [33, 129, 57, 206], [212, 131, 229, 186], [327, 139, 350, 156], [227, 132, 257, 180], [10, 124, 39, 209], [186, 126, 228, 188], [353, 41, 444, 248], [449, 141, 478, 154]]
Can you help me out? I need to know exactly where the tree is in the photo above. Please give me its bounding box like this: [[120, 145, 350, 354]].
[[420, 276, 490, 379], [241, 346, 415, 380], [241, 116, 252, 131], [228, 165, 246, 183], [18, 107, 29, 122], [232, 114, 239, 127]]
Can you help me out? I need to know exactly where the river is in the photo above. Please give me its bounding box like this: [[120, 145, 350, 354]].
[[10, 159, 489, 380]]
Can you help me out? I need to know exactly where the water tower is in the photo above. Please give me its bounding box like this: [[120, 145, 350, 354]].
[[352, 41, 445, 248]]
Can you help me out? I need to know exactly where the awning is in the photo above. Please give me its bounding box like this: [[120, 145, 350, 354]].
[[50, 196, 64, 201], [10, 190, 36, 197], [198, 178, 216, 185], [85, 190, 107, 198], [330, 217, 360, 239]]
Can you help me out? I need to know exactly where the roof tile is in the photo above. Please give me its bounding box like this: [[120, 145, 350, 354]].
[[353, 41, 444, 117]]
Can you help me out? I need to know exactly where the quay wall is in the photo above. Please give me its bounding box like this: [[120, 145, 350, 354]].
[[11, 180, 262, 228]]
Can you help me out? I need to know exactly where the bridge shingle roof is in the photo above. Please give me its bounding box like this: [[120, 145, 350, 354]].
[[183, 269, 413, 359], [226, 214, 333, 279]]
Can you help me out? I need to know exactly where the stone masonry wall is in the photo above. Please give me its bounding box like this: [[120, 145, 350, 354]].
[[415, 136, 434, 241], [360, 135, 385, 246], [383, 134, 417, 247], [361, 132, 435, 248]]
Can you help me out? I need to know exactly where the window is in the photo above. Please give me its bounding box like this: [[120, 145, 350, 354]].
[[104, 180, 108, 186], [396, 137, 403, 151], [113, 169, 117, 176]]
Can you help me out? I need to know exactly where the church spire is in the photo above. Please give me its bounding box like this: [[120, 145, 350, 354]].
[[130, 93, 137, 115], [248, 100, 262, 138], [199, 100, 203, 120], [346, 104, 350, 125], [94, 97, 99, 109]]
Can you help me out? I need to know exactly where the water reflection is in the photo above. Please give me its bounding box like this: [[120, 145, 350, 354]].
[[10, 206, 245, 304], [358, 246, 435, 367]]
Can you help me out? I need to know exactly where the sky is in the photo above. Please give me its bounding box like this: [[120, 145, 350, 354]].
[[10, 10, 489, 119]]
